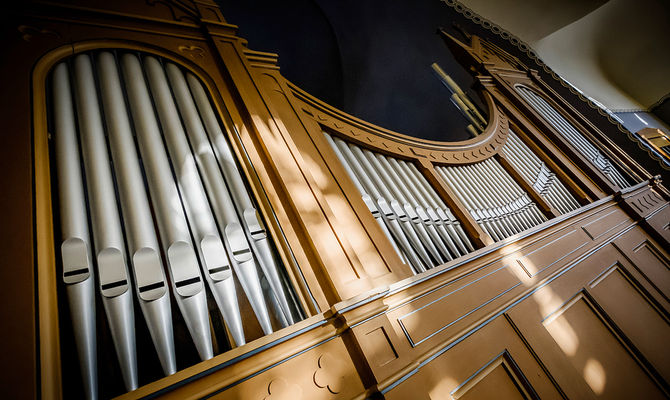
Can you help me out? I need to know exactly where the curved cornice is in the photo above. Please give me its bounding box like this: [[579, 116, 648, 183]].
[[440, 0, 670, 173], [289, 80, 509, 165]]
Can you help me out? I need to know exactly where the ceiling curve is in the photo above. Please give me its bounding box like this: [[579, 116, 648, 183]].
[[460, 0, 670, 111]]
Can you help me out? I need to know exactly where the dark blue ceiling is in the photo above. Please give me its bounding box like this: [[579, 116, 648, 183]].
[[218, 0, 481, 142]]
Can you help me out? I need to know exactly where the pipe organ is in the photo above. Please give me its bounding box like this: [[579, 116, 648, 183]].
[[435, 159, 547, 242], [5, 1, 670, 399], [52, 50, 302, 397], [501, 130, 581, 214], [324, 133, 473, 274], [515, 85, 631, 189]]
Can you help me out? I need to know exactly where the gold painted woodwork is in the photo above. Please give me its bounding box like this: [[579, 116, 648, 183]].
[[3, 1, 670, 399]]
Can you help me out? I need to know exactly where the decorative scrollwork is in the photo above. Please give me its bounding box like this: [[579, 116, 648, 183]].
[[178, 45, 204, 58], [17, 25, 60, 42], [263, 378, 302, 400], [313, 353, 346, 394]]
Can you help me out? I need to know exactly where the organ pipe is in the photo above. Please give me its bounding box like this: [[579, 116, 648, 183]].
[[72, 54, 137, 392], [435, 158, 548, 242], [165, 61, 273, 339], [144, 56, 253, 346], [186, 73, 295, 326], [96, 52, 176, 376], [515, 86, 630, 188], [121, 53, 213, 361], [501, 130, 580, 215], [323, 133, 479, 273], [51, 50, 304, 397], [53, 62, 98, 400]]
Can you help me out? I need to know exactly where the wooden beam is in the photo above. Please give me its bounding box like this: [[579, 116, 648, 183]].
[[417, 159, 494, 248]]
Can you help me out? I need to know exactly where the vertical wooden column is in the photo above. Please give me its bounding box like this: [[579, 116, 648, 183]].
[[201, 25, 409, 306], [417, 159, 495, 248]]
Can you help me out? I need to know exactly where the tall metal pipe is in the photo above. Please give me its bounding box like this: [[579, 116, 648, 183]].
[[333, 137, 426, 273], [144, 56, 252, 346], [375, 154, 454, 261], [402, 162, 473, 252], [349, 144, 434, 267], [165, 61, 274, 339], [391, 160, 464, 257], [96, 52, 176, 376], [53, 62, 98, 400], [121, 53, 213, 361], [72, 54, 137, 391], [186, 73, 295, 326], [363, 149, 445, 265], [323, 133, 405, 262]]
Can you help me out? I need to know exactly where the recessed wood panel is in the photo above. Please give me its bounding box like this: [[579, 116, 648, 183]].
[[542, 294, 663, 398], [364, 326, 399, 368], [516, 228, 589, 277], [632, 241, 670, 301], [589, 263, 670, 381], [452, 352, 535, 400], [397, 264, 520, 346], [384, 316, 562, 400], [580, 209, 629, 240]]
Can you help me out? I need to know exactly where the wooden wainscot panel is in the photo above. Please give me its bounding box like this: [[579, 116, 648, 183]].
[[117, 316, 365, 399], [612, 227, 670, 306], [203, 338, 364, 400], [515, 227, 590, 278], [348, 199, 634, 384], [507, 244, 670, 399], [349, 314, 408, 385], [392, 261, 520, 348], [579, 207, 631, 241], [383, 316, 562, 400], [587, 261, 670, 380]]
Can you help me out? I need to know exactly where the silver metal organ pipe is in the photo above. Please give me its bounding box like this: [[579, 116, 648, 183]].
[[470, 162, 523, 234], [185, 73, 295, 326], [482, 160, 535, 231], [349, 144, 434, 268], [508, 132, 580, 212], [164, 61, 274, 339], [95, 52, 176, 377], [397, 161, 473, 252], [121, 53, 213, 361], [437, 167, 502, 241], [515, 86, 629, 188], [451, 165, 511, 239], [479, 160, 532, 231], [387, 158, 466, 256], [323, 134, 405, 263], [362, 149, 445, 265], [332, 137, 426, 273], [374, 154, 454, 261], [72, 54, 137, 391], [53, 62, 98, 400], [143, 57, 251, 346]]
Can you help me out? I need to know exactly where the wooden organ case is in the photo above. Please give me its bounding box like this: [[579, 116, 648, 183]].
[[3, 1, 670, 399]]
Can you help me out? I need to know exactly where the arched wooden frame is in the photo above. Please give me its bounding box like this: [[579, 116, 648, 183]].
[[498, 77, 647, 194], [32, 40, 318, 398], [295, 86, 509, 164], [292, 80, 569, 253]]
